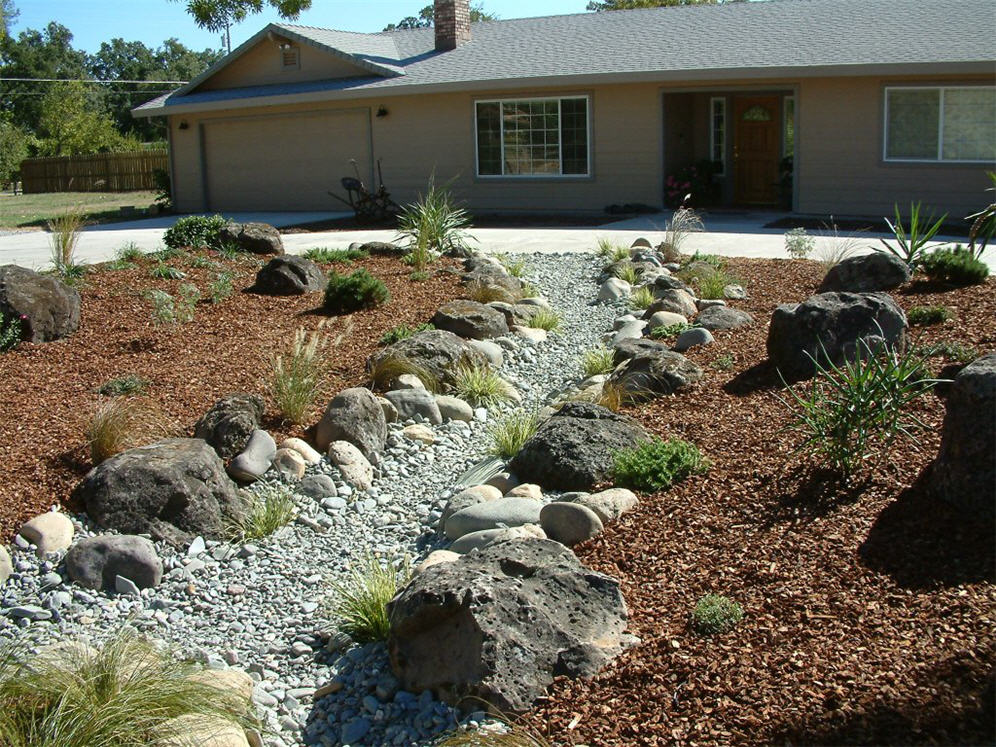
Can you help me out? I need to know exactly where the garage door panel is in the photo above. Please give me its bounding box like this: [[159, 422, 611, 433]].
[[204, 110, 370, 211]]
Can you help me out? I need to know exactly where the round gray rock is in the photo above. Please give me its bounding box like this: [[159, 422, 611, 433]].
[[646, 288, 697, 318], [254, 255, 325, 295], [673, 327, 714, 352], [217, 222, 283, 255], [385, 389, 443, 425], [315, 387, 387, 457], [695, 305, 754, 330], [65, 535, 163, 590], [444, 497, 543, 539], [227, 429, 276, 482], [431, 300, 509, 340], [540, 502, 604, 546], [818, 252, 912, 293]]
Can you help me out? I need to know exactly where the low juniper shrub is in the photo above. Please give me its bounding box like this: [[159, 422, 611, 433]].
[[920, 245, 989, 286], [323, 269, 390, 314], [691, 594, 744, 635], [612, 437, 709, 492], [907, 305, 952, 326], [162, 214, 228, 251]]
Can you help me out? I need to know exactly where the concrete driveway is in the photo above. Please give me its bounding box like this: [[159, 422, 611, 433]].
[[2, 209, 992, 271]]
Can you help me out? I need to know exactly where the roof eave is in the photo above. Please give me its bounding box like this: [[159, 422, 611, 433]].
[[132, 60, 996, 118]]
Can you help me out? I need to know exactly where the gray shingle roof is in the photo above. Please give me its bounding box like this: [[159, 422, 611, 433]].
[[135, 0, 996, 115]]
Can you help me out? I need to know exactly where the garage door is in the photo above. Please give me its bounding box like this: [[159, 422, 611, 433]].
[[203, 109, 371, 212]]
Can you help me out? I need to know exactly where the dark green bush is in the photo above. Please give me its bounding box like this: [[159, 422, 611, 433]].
[[324, 269, 390, 314], [0, 311, 24, 352], [691, 594, 744, 635], [907, 305, 952, 325], [612, 437, 708, 492], [379, 322, 433, 346], [162, 215, 228, 250], [920, 245, 989, 286]]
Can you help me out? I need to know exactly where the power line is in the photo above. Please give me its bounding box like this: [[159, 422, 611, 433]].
[[0, 77, 188, 84]]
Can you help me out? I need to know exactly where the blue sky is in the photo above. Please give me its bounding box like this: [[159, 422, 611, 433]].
[[11, 1, 587, 54]]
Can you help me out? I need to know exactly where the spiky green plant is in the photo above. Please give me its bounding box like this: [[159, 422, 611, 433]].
[[0, 630, 254, 747], [486, 409, 541, 459], [396, 174, 473, 260], [230, 484, 297, 541], [526, 308, 561, 332], [581, 346, 616, 377], [628, 286, 654, 311], [270, 325, 330, 425], [0, 311, 24, 352], [494, 253, 528, 278], [454, 363, 514, 407], [328, 554, 411, 644], [433, 721, 553, 746], [879, 201, 948, 268], [661, 206, 704, 258]]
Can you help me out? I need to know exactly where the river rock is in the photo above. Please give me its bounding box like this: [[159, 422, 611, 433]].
[[0, 546, 12, 586], [327, 441, 373, 491], [65, 534, 163, 590], [818, 252, 912, 293], [388, 538, 633, 713], [414, 550, 461, 574], [608, 347, 703, 399], [295, 474, 337, 501], [444, 497, 543, 540], [432, 300, 509, 340], [279, 437, 321, 465], [695, 305, 754, 330], [218, 221, 283, 255], [402, 424, 436, 445], [598, 277, 632, 303], [271, 448, 306, 481], [673, 327, 714, 351], [368, 330, 486, 389], [434, 394, 474, 422], [253, 255, 324, 294], [465, 339, 504, 366], [18, 512, 74, 556], [571, 488, 639, 523], [449, 524, 546, 554], [540, 502, 604, 546], [385, 389, 443, 425], [227, 429, 276, 482]]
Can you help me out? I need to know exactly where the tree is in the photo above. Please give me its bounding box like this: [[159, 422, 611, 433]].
[[383, 4, 498, 31], [0, 0, 18, 41], [174, 0, 311, 52], [36, 80, 125, 156], [587, 0, 743, 9], [0, 116, 30, 185]]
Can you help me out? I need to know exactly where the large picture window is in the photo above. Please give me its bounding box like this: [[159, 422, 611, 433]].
[[475, 96, 590, 177], [884, 86, 996, 163]]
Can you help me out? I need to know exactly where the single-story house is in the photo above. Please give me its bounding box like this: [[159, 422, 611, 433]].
[[133, 0, 996, 218]]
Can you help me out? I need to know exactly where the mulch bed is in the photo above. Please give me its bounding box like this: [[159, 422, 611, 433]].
[[0, 250, 463, 543], [525, 259, 996, 745]]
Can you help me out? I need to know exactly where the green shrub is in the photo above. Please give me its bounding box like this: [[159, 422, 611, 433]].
[[612, 437, 708, 492], [208, 271, 234, 304], [454, 363, 514, 407], [147, 290, 176, 325], [303, 247, 368, 264], [486, 409, 541, 459], [328, 554, 410, 643], [151, 245, 183, 261], [116, 242, 145, 263], [97, 374, 148, 397], [691, 594, 744, 636], [526, 307, 561, 332], [920, 245, 989, 286], [581, 346, 616, 377], [784, 227, 815, 259], [650, 322, 691, 339], [189, 254, 219, 270], [231, 484, 297, 541], [780, 339, 942, 478], [270, 326, 328, 425], [379, 322, 433, 346], [150, 262, 186, 280], [711, 353, 735, 371], [409, 270, 429, 282], [176, 283, 199, 323], [628, 286, 655, 311], [162, 214, 228, 250], [0, 629, 253, 747], [907, 305, 952, 326], [0, 312, 24, 352], [613, 263, 640, 285], [323, 269, 390, 314], [916, 340, 979, 364]]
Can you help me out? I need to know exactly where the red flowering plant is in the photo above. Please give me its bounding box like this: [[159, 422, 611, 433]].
[[665, 160, 722, 208]]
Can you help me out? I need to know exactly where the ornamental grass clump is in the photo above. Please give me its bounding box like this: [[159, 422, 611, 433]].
[[596, 238, 630, 262], [397, 175, 473, 261], [660, 206, 704, 260], [231, 484, 297, 542], [0, 629, 253, 747], [270, 325, 332, 425], [612, 437, 709, 492], [48, 206, 87, 283], [87, 398, 174, 465], [454, 363, 513, 407], [328, 554, 411, 644], [612, 263, 640, 285], [526, 307, 561, 332], [581, 346, 616, 377], [779, 338, 943, 479], [323, 268, 389, 314], [628, 285, 655, 311], [486, 408, 541, 459], [367, 353, 439, 393], [434, 721, 554, 747], [691, 594, 744, 636]]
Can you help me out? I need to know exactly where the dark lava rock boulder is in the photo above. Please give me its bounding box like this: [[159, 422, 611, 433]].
[[930, 353, 996, 517], [767, 292, 908, 380], [73, 438, 243, 547], [508, 402, 650, 491], [611, 338, 670, 364], [360, 241, 403, 255], [461, 261, 524, 302], [218, 222, 283, 255], [367, 329, 486, 390], [695, 305, 754, 330], [818, 252, 912, 293], [194, 394, 264, 460], [65, 535, 163, 590], [388, 538, 633, 713], [0, 264, 81, 342], [431, 299, 509, 340], [315, 387, 387, 456], [607, 347, 704, 399], [254, 255, 325, 295]]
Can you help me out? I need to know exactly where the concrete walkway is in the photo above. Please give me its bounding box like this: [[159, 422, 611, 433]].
[[3, 209, 993, 271]]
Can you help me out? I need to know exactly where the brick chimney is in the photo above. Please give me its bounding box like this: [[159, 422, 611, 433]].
[[435, 0, 471, 51]]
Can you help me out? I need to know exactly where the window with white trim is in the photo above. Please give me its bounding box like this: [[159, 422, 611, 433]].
[[475, 97, 590, 177], [884, 86, 996, 162], [710, 97, 726, 176]]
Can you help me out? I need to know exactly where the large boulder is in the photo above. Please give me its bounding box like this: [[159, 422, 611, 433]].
[[388, 538, 633, 713], [612, 338, 670, 363], [217, 222, 283, 255], [367, 330, 486, 390], [645, 289, 697, 319], [695, 305, 754, 330], [431, 300, 509, 340], [818, 252, 912, 293], [0, 264, 81, 342], [65, 535, 163, 590], [194, 394, 264, 460], [253, 255, 324, 295], [508, 402, 650, 491], [315, 387, 387, 457], [607, 347, 703, 399], [930, 354, 995, 517], [72, 438, 243, 547], [767, 292, 908, 379], [462, 263, 524, 302]]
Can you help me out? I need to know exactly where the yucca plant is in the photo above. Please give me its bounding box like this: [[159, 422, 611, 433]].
[[879, 201, 948, 268], [778, 338, 944, 479], [328, 554, 411, 643], [270, 325, 329, 424], [48, 206, 87, 282], [87, 398, 174, 465], [0, 629, 253, 747], [486, 409, 542, 459], [396, 174, 473, 260]]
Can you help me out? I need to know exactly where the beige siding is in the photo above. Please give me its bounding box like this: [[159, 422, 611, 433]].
[[797, 75, 994, 216], [197, 40, 367, 92]]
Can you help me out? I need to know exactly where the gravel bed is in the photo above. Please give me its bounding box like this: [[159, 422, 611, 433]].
[[0, 251, 620, 746]]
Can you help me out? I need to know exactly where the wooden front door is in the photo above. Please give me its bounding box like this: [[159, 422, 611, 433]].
[[733, 96, 781, 206]]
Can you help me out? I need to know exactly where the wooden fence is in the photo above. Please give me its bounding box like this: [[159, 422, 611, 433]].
[[19, 151, 169, 193]]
